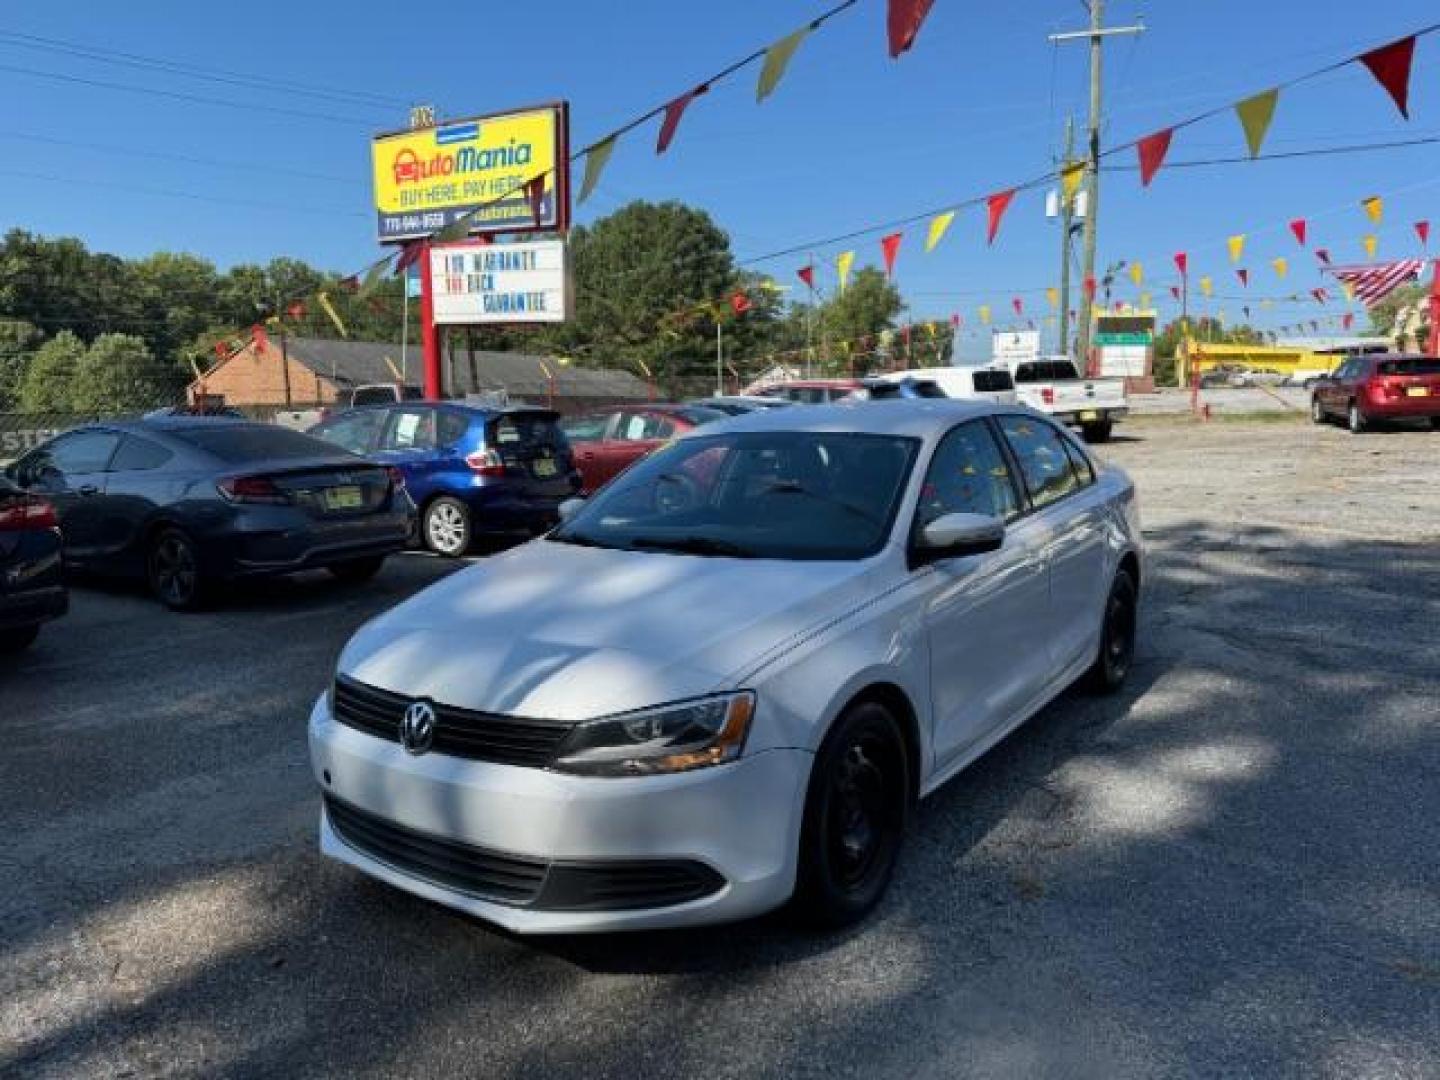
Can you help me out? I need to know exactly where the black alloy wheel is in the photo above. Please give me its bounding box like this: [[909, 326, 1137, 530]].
[[148, 528, 209, 611], [1087, 569, 1138, 693], [794, 701, 909, 929]]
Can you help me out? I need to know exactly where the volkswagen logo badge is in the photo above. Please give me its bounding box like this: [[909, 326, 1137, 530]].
[[399, 700, 436, 755]]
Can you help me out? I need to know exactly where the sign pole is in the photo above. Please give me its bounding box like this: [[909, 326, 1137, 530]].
[[419, 241, 442, 399]]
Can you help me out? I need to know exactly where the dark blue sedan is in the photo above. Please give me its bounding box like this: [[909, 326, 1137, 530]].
[[0, 477, 67, 651], [308, 403, 581, 556]]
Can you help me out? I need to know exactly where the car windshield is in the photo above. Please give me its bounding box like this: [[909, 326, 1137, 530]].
[[551, 431, 920, 560], [169, 424, 348, 463]]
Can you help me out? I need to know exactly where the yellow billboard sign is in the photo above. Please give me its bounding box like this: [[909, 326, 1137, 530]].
[[371, 104, 568, 242]]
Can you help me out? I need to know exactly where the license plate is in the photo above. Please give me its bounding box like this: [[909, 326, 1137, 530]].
[[1079, 410, 1099, 421], [323, 485, 364, 510], [1406, 386, 1430, 397], [532, 458, 557, 478]]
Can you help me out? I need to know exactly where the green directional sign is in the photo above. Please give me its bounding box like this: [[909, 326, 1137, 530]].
[[1095, 332, 1152, 345]]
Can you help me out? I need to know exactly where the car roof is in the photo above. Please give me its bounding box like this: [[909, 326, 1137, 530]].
[[676, 398, 1005, 439]]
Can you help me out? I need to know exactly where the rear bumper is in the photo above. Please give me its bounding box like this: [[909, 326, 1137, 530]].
[[1363, 395, 1440, 419], [0, 583, 67, 630], [207, 507, 413, 578], [456, 480, 578, 536], [1, 531, 67, 629], [1055, 407, 1127, 423]]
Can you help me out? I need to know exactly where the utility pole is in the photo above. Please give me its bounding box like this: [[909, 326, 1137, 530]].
[[1050, 2, 1145, 371], [1057, 116, 1075, 358]]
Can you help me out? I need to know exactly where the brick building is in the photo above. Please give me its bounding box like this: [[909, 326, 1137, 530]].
[[190, 336, 651, 414]]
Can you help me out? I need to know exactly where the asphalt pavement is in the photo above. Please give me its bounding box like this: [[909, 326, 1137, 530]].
[[2, 417, 1437, 1079]]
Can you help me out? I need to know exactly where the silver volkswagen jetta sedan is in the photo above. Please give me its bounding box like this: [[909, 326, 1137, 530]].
[[309, 400, 1142, 933]]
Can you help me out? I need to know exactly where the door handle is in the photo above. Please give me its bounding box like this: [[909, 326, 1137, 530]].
[[79, 484, 100, 496]]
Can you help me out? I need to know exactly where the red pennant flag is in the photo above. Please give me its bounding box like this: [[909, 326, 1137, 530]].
[[1343, 312, 1355, 330], [887, 0, 936, 58], [1358, 35, 1416, 119], [1137, 128, 1174, 187], [880, 231, 903, 276], [1113, 300, 1124, 313], [1012, 297, 1023, 316], [1082, 276, 1097, 301], [985, 189, 1016, 245], [657, 85, 708, 154], [250, 323, 270, 354], [950, 312, 960, 328], [1311, 287, 1328, 304], [1173, 252, 1188, 276], [213, 340, 229, 361], [286, 301, 306, 320], [1169, 286, 1181, 301], [1237, 268, 1250, 288], [1315, 248, 1332, 266], [797, 264, 815, 289], [393, 241, 424, 274], [729, 291, 752, 315], [1289, 218, 1307, 246], [523, 174, 546, 224], [1416, 220, 1430, 246]]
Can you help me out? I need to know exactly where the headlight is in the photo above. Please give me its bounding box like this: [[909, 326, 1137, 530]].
[[551, 692, 755, 777]]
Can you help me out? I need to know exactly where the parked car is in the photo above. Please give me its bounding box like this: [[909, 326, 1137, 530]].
[[1311, 354, 1440, 432], [685, 396, 793, 416], [1007, 357, 1128, 443], [870, 366, 1018, 404], [1198, 364, 1247, 388], [752, 379, 866, 404], [310, 400, 1142, 933], [0, 477, 67, 652], [274, 383, 424, 431], [3, 419, 413, 610], [559, 404, 727, 494], [309, 403, 579, 556]]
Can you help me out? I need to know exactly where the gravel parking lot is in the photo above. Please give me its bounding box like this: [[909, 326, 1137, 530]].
[[3, 416, 1437, 1079]]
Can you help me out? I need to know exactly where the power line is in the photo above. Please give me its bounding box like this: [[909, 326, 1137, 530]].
[[0, 30, 409, 110], [0, 168, 369, 219]]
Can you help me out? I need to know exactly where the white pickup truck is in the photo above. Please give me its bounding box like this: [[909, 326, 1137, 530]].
[[1005, 357, 1128, 443], [273, 383, 424, 430]]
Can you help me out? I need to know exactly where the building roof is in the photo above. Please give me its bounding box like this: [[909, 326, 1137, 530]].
[[204, 337, 650, 399]]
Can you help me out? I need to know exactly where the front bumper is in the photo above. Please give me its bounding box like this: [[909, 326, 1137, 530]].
[[309, 695, 812, 933]]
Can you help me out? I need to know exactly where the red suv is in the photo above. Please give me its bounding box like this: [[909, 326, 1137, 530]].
[[1311, 354, 1440, 433], [559, 404, 727, 493]]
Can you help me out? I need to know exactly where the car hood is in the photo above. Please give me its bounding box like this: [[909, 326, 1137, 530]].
[[338, 539, 884, 721]]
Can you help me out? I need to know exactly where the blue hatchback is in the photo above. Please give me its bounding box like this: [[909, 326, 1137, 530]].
[[309, 404, 581, 556]]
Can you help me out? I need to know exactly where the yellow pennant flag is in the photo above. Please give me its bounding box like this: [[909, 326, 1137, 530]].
[[835, 250, 855, 291], [1139, 291, 1152, 309], [1199, 276, 1213, 298], [1363, 234, 1378, 260], [1060, 162, 1085, 206], [1235, 88, 1279, 158], [317, 291, 347, 338], [978, 305, 991, 325], [925, 210, 956, 253], [1227, 234, 1246, 263], [926, 321, 938, 338], [1340, 281, 1355, 301], [757, 27, 811, 102], [1260, 298, 1274, 309], [1045, 286, 1059, 309], [579, 135, 617, 204], [1128, 262, 1143, 286], [1361, 195, 1383, 224], [1271, 256, 1288, 280]]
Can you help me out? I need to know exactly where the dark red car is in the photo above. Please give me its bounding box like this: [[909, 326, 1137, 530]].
[[559, 404, 727, 493], [1311, 354, 1440, 433]]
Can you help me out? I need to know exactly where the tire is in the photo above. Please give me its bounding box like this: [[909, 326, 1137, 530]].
[[1085, 569, 1138, 693], [147, 528, 211, 611], [792, 701, 910, 930], [1429, 416, 1440, 431], [422, 497, 471, 557], [1348, 401, 1367, 435], [1088, 567, 1134, 694], [0, 625, 40, 653], [1310, 396, 1326, 424], [1081, 419, 1113, 444], [328, 555, 386, 584]]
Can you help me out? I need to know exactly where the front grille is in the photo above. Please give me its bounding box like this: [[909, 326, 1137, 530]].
[[332, 675, 573, 767], [325, 795, 547, 905], [325, 796, 726, 912]]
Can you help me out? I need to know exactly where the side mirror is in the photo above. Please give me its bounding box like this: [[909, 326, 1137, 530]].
[[913, 512, 1005, 566], [558, 497, 586, 521]]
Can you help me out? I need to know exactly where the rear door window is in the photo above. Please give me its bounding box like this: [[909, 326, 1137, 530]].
[[617, 411, 670, 441], [996, 415, 1081, 510]]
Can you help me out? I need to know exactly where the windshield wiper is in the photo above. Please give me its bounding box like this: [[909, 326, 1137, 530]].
[[628, 535, 757, 558], [761, 481, 883, 526]]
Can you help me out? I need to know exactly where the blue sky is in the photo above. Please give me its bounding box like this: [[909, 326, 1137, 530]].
[[4, 0, 1439, 346]]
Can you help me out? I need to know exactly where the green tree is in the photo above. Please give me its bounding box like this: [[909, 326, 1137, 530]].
[[818, 267, 903, 353], [70, 334, 177, 415], [0, 319, 42, 410], [18, 330, 87, 413], [1368, 283, 1428, 346]]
